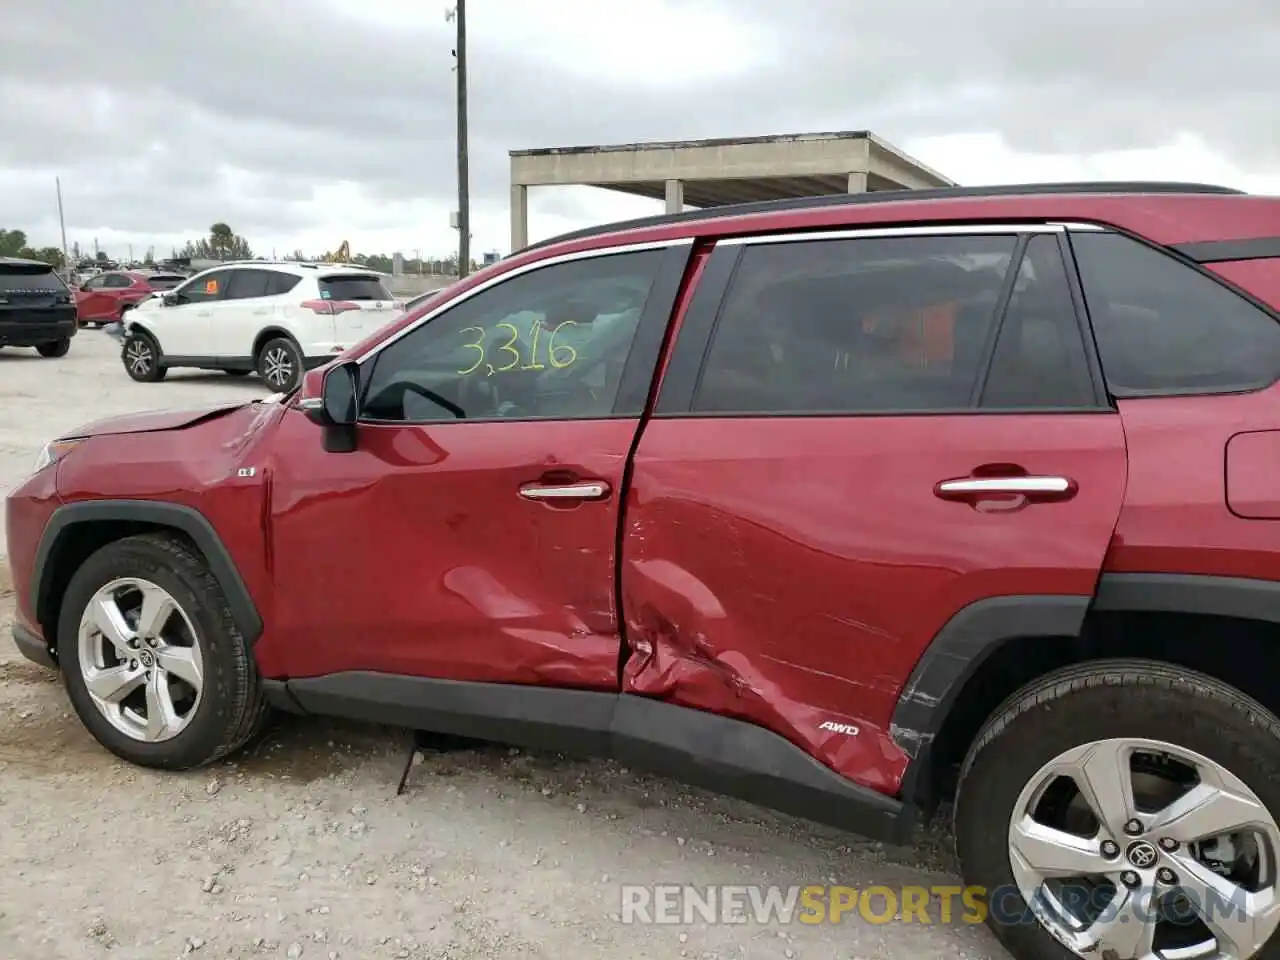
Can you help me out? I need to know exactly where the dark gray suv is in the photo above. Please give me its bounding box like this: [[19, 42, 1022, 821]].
[[0, 257, 77, 357]]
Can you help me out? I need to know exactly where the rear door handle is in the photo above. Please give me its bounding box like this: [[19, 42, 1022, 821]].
[[519, 480, 611, 501], [935, 475, 1076, 502], [252, 309, 269, 316]]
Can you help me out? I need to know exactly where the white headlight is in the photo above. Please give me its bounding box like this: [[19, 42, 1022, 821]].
[[32, 438, 84, 474]]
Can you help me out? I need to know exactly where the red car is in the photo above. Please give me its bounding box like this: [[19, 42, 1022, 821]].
[[74, 271, 187, 327], [9, 182, 1280, 960]]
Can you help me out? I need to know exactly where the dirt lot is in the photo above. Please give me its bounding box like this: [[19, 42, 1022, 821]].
[[0, 331, 1005, 959]]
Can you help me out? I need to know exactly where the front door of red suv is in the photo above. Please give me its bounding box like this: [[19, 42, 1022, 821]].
[[621, 226, 1128, 796], [261, 243, 691, 686]]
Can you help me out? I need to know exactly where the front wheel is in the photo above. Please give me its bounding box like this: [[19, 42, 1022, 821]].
[[122, 331, 165, 381], [256, 337, 303, 392], [36, 337, 71, 358], [57, 534, 269, 769], [955, 659, 1280, 960]]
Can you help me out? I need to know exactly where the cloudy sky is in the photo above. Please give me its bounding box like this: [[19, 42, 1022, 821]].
[[3, 0, 1278, 262]]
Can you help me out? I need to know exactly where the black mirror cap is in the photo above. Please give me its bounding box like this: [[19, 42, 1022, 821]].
[[161, 291, 179, 306], [321, 359, 360, 427]]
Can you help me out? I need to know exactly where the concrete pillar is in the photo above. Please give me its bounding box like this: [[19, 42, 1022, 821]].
[[510, 183, 528, 252], [665, 178, 684, 214], [847, 171, 869, 194]]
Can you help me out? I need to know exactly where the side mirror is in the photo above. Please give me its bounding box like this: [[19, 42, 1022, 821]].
[[307, 360, 360, 453], [161, 291, 180, 307], [79, 284, 91, 292], [321, 360, 359, 426]]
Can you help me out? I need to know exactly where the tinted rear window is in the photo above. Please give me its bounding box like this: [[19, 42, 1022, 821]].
[[0, 264, 66, 293], [319, 274, 392, 301], [146, 275, 185, 290]]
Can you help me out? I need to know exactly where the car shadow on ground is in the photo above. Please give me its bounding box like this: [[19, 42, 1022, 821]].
[[0, 664, 958, 876]]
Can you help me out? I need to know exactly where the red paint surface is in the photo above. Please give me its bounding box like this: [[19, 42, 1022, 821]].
[[1225, 430, 1280, 521], [620, 413, 1128, 793], [257, 411, 642, 684], [1105, 388, 1280, 578], [73, 272, 171, 323]]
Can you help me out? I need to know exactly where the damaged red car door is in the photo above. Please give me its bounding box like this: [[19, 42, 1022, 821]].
[[264, 244, 692, 685], [621, 230, 1127, 796]]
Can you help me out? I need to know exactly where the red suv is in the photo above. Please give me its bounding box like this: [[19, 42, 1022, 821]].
[[74, 270, 187, 327], [8, 182, 1280, 960]]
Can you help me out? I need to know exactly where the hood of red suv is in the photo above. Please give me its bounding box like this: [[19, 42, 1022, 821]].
[[59, 401, 261, 440]]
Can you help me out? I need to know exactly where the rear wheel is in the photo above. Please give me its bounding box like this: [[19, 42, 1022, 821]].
[[955, 659, 1280, 960], [256, 336, 303, 392], [36, 337, 71, 358], [122, 330, 165, 382], [57, 534, 269, 769]]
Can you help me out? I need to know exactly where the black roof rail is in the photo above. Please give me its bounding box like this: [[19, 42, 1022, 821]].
[[521, 180, 1245, 254]]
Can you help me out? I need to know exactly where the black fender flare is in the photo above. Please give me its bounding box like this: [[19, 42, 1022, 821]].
[[1091, 572, 1280, 624], [890, 594, 1091, 804], [123, 319, 162, 352], [252, 327, 299, 360], [891, 574, 1280, 806], [32, 499, 263, 644]]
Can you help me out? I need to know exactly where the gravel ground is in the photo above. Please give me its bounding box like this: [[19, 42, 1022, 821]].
[[0, 331, 1008, 959]]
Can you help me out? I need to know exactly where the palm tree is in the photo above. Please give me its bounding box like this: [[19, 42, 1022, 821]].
[[209, 223, 235, 260]]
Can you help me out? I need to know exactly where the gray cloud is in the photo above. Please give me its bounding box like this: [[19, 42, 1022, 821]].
[[2, 0, 1276, 253]]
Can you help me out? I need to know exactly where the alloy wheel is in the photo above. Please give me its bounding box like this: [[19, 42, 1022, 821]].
[[76, 577, 204, 743], [1009, 737, 1280, 959], [262, 347, 293, 388], [125, 339, 153, 376]]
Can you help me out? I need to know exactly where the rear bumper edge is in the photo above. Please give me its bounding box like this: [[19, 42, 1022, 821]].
[[0, 319, 77, 346]]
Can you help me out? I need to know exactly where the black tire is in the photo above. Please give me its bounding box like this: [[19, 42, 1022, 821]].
[[122, 330, 166, 382], [955, 659, 1280, 960], [56, 533, 269, 770], [256, 336, 303, 392], [36, 337, 71, 358]]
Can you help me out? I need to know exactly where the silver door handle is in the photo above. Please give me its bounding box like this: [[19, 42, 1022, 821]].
[[252, 309, 268, 316], [935, 476, 1075, 499], [519, 481, 610, 501], [197, 311, 212, 317]]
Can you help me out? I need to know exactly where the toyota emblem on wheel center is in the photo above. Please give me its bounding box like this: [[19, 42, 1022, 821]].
[[1125, 841, 1159, 869]]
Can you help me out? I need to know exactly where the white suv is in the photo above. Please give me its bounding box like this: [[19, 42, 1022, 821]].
[[118, 261, 401, 391]]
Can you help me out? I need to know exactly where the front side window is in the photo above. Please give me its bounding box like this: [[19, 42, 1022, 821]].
[[175, 269, 231, 304], [1072, 232, 1280, 395], [359, 249, 664, 423], [692, 234, 1020, 414]]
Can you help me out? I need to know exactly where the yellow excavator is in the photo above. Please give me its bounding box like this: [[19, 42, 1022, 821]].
[[322, 240, 351, 263]]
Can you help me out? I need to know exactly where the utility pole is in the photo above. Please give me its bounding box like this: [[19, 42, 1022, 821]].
[[55, 177, 70, 280], [449, 1, 470, 278]]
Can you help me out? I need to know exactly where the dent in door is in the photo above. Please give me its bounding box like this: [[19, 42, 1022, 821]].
[[620, 415, 1128, 797]]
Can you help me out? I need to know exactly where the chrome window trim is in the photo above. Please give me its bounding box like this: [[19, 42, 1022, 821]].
[[1053, 221, 1107, 231], [357, 237, 693, 364], [715, 222, 1068, 247]]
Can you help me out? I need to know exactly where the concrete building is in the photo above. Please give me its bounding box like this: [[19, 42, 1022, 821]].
[[508, 130, 955, 252]]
